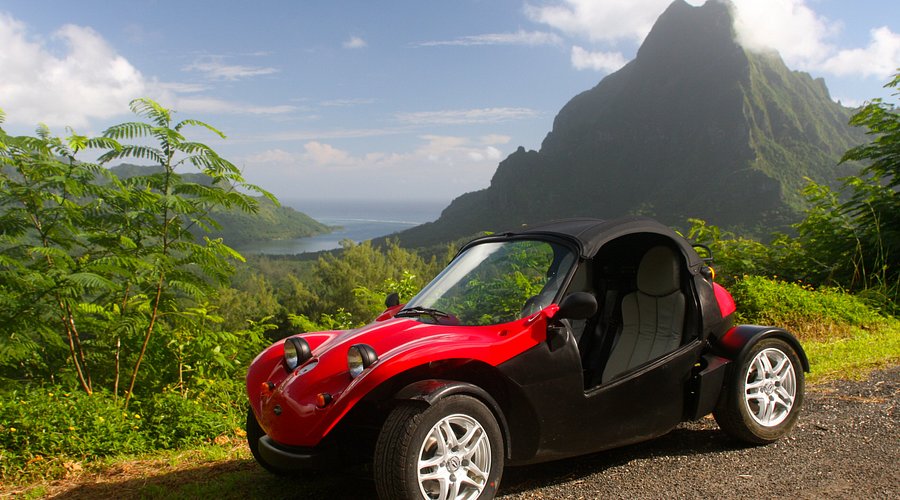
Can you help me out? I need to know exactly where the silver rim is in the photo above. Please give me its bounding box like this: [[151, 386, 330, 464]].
[[743, 347, 796, 427], [416, 413, 492, 500]]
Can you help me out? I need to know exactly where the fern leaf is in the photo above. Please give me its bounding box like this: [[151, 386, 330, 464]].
[[66, 272, 115, 290]]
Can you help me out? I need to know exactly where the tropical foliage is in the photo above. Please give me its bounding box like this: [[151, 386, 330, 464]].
[[0, 99, 270, 403]]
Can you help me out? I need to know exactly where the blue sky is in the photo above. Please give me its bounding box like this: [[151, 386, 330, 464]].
[[0, 0, 897, 204]]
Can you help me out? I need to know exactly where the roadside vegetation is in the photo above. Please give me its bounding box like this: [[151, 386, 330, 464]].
[[1, 73, 897, 492]]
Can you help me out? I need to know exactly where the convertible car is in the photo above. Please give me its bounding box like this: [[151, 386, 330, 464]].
[[246, 216, 807, 499]]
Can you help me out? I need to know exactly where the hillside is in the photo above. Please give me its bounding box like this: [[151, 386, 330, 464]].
[[397, 0, 864, 247], [107, 164, 330, 246]]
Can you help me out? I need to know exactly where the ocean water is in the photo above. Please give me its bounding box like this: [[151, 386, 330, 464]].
[[234, 198, 447, 255]]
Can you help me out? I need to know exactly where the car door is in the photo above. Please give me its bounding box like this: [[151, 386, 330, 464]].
[[498, 323, 703, 464], [572, 339, 704, 451]]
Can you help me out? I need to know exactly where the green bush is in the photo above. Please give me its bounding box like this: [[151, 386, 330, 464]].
[[138, 381, 244, 449], [730, 275, 886, 341], [0, 379, 246, 480]]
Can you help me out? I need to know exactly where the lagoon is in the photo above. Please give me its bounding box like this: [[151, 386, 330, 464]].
[[233, 198, 447, 255]]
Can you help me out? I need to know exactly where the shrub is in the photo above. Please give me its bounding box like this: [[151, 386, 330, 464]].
[[730, 275, 886, 341], [0, 379, 246, 481]]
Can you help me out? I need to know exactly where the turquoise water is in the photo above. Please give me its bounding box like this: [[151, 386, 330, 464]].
[[233, 198, 447, 255]]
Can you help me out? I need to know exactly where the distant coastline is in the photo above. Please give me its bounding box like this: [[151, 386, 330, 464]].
[[233, 198, 447, 255], [282, 198, 448, 224]]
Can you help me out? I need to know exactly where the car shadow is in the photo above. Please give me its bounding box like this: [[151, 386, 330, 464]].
[[49, 422, 745, 499], [499, 421, 748, 495], [50, 460, 379, 500]]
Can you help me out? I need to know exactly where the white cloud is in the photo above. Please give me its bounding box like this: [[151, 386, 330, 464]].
[[571, 46, 628, 72], [732, 0, 837, 64], [303, 141, 354, 165], [731, 0, 899, 80], [528, 0, 898, 80], [245, 148, 297, 164], [0, 13, 146, 127], [343, 36, 367, 49], [183, 57, 278, 80], [319, 98, 377, 107], [525, 0, 676, 43], [819, 27, 900, 78], [467, 146, 503, 162], [171, 97, 296, 115], [416, 30, 562, 47], [396, 107, 539, 125], [154, 81, 208, 94], [241, 134, 510, 200], [256, 127, 402, 143], [245, 135, 509, 171], [479, 134, 511, 145]]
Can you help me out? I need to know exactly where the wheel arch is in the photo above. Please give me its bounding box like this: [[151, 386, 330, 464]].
[[715, 324, 810, 372], [387, 364, 518, 460]]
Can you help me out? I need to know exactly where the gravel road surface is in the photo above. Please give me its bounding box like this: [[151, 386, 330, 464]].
[[498, 367, 898, 499]]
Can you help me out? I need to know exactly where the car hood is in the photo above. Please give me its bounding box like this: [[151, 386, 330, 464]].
[[247, 309, 555, 447]]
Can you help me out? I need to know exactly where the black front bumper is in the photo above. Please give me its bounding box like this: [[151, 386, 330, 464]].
[[257, 436, 336, 471]]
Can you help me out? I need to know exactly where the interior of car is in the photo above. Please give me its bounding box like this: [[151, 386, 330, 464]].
[[566, 234, 699, 390]]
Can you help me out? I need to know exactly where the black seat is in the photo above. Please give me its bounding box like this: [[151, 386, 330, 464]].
[[600, 246, 685, 383]]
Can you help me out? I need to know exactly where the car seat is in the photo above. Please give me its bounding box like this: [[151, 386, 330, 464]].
[[601, 246, 685, 382]]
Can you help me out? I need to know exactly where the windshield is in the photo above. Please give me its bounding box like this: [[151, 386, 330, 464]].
[[401, 239, 577, 326]]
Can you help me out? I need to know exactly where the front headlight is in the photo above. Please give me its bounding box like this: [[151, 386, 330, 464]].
[[283, 337, 312, 371], [347, 344, 378, 378]]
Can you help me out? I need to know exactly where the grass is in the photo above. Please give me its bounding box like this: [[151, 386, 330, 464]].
[[804, 321, 900, 383], [728, 275, 900, 382]]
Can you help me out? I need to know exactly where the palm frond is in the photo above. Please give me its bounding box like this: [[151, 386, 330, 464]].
[[175, 119, 226, 139], [102, 121, 153, 140], [98, 145, 165, 165], [130, 98, 172, 127]]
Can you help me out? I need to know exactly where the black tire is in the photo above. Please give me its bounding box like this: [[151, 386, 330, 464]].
[[374, 394, 504, 499], [714, 338, 805, 444], [246, 407, 291, 476]]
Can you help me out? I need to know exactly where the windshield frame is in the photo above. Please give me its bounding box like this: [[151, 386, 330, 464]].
[[401, 235, 580, 326]]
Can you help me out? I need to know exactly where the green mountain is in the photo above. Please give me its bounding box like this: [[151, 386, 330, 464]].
[[397, 0, 864, 247], [107, 164, 330, 246]]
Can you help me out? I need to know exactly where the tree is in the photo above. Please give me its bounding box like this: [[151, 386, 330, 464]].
[[0, 116, 121, 392], [836, 71, 899, 303], [782, 71, 899, 307], [0, 99, 271, 402]]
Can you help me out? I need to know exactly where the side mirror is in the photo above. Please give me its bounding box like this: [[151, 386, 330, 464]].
[[555, 292, 597, 320], [385, 292, 400, 308]]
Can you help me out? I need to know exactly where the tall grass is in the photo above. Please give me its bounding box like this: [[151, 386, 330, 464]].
[[730, 275, 887, 341], [729, 275, 899, 382]]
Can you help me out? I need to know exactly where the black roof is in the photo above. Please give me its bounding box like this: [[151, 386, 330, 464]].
[[465, 216, 705, 271]]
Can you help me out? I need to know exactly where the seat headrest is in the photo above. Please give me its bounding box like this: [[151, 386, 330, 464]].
[[637, 246, 681, 296]]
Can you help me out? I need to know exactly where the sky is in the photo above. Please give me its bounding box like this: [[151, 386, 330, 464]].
[[0, 0, 897, 205]]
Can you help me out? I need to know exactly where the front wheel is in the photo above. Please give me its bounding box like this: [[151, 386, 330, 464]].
[[714, 338, 805, 444], [374, 394, 504, 500]]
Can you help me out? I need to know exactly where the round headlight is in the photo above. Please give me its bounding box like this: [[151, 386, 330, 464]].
[[347, 344, 378, 378], [283, 337, 312, 371]]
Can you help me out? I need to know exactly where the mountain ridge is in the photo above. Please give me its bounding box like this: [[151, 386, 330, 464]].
[[395, 0, 864, 248]]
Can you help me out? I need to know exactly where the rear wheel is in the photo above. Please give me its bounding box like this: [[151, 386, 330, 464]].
[[374, 394, 504, 499], [714, 338, 805, 444]]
